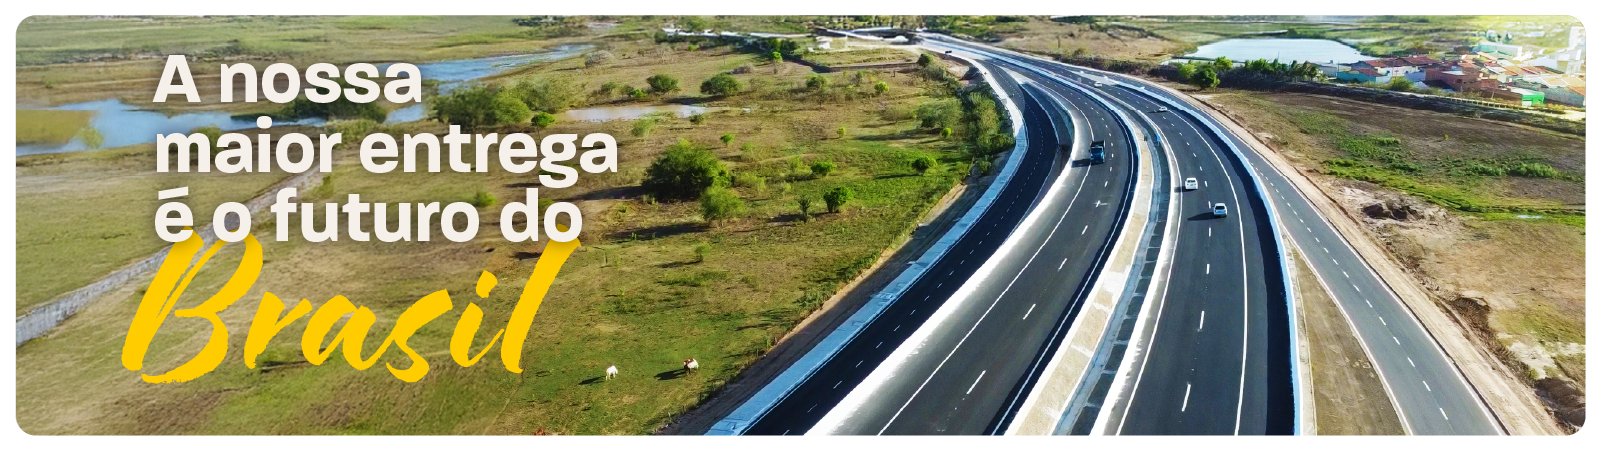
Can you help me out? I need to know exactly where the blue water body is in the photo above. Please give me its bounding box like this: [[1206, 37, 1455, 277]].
[[18, 44, 591, 155], [1185, 38, 1374, 65]]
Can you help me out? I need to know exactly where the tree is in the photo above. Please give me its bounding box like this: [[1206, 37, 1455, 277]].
[[770, 50, 783, 62], [912, 155, 937, 174], [916, 99, 962, 130], [1176, 62, 1198, 82], [874, 81, 889, 96], [647, 74, 680, 94], [1190, 66, 1220, 90], [823, 186, 855, 213], [810, 161, 837, 178], [917, 53, 934, 67], [699, 186, 745, 225], [531, 111, 557, 128], [700, 74, 742, 97], [720, 133, 736, 147], [1212, 56, 1233, 73], [430, 85, 532, 130], [940, 127, 954, 139], [644, 138, 726, 200], [510, 77, 583, 113]]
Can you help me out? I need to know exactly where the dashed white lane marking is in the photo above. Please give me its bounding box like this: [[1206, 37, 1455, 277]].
[[1440, 408, 1450, 421], [856, 361, 863, 368], [834, 380, 842, 389], [1342, 271, 1349, 278], [1393, 336, 1401, 345], [1023, 303, 1037, 320], [1333, 258, 1340, 265], [1378, 316, 1385, 325], [1423, 380, 1432, 391], [1059, 258, 1069, 270], [1182, 383, 1193, 412], [1208, 227, 1212, 237], [1409, 357, 1416, 367], [1323, 247, 1329, 253], [1198, 311, 1206, 331], [1366, 300, 1373, 308], [1082, 225, 1089, 235], [967, 371, 987, 395], [1206, 264, 1211, 274], [894, 325, 901, 331], [876, 341, 883, 348], [1354, 286, 1361, 292]]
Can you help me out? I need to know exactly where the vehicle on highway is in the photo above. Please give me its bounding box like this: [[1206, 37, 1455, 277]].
[[1184, 177, 1198, 191], [1094, 81, 1103, 87], [1157, 106, 1169, 113], [1213, 203, 1228, 217], [1089, 140, 1106, 165]]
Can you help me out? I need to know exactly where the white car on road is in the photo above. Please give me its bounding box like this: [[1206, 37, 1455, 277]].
[[1184, 177, 1198, 191], [1213, 203, 1228, 217]]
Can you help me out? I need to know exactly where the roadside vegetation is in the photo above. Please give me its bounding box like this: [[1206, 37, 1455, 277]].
[[1204, 90, 1584, 430], [16, 20, 1013, 435]]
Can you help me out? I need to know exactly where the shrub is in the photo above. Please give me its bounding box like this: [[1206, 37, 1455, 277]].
[[701, 74, 742, 96], [806, 74, 830, 91], [278, 92, 387, 123], [631, 118, 657, 137], [975, 158, 993, 175], [917, 53, 934, 67], [510, 77, 583, 113], [733, 173, 767, 195], [192, 125, 224, 148], [647, 74, 680, 94], [823, 186, 855, 213], [1462, 163, 1504, 176], [940, 127, 954, 139], [874, 81, 889, 96], [470, 190, 497, 208], [628, 87, 650, 99], [912, 155, 937, 174], [837, 126, 848, 139], [770, 50, 783, 62], [732, 64, 755, 74], [689, 113, 707, 125], [531, 111, 557, 128], [916, 99, 963, 130], [644, 138, 726, 200], [811, 160, 837, 178], [797, 197, 814, 221], [430, 85, 531, 130], [720, 133, 736, 147], [880, 106, 914, 122], [1388, 161, 1423, 173], [699, 186, 745, 224], [1386, 76, 1414, 92], [584, 50, 615, 67], [693, 242, 713, 262], [1509, 162, 1557, 178]]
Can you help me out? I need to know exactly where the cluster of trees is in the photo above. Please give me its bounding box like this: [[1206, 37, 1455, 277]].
[[1171, 56, 1321, 90], [430, 77, 582, 130], [641, 138, 862, 226]]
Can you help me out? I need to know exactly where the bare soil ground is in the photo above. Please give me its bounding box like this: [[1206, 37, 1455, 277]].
[[1292, 246, 1405, 435]]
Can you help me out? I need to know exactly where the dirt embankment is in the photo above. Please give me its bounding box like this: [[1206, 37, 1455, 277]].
[[1182, 89, 1579, 434]]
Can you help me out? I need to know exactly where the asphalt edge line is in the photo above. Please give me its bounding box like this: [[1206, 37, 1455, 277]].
[[999, 73, 1155, 435], [704, 52, 1030, 435]]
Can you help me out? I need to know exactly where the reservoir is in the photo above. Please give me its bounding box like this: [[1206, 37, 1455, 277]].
[[1185, 38, 1374, 65]]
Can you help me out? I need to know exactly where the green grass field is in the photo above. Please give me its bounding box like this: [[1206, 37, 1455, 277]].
[[16, 29, 989, 434]]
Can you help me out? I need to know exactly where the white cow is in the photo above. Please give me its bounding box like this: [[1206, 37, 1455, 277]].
[[605, 365, 619, 380], [683, 358, 699, 372]]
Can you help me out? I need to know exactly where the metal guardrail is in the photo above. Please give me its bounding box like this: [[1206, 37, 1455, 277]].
[[705, 55, 1033, 435]]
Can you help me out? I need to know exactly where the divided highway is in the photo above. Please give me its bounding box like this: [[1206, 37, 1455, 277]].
[[939, 37, 1499, 435]]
